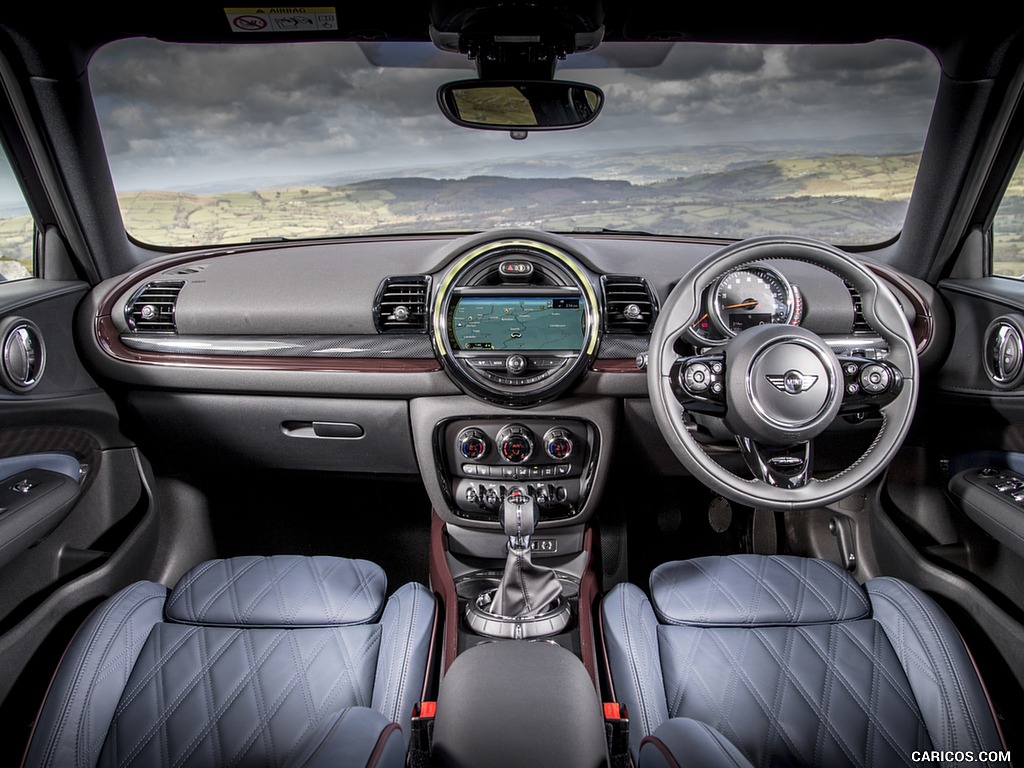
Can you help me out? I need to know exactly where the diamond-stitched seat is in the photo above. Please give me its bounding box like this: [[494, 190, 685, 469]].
[[23, 556, 434, 768], [602, 555, 1005, 768]]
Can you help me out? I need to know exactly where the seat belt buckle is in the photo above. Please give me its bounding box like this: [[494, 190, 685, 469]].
[[604, 702, 630, 768], [409, 701, 436, 768]]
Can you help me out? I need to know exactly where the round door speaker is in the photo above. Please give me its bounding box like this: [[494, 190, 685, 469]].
[[0, 317, 45, 392]]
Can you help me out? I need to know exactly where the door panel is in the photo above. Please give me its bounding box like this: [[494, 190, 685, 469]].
[[0, 279, 160, 763], [879, 275, 1024, 748]]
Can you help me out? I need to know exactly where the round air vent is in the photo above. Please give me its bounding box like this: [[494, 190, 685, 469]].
[[983, 315, 1024, 389], [0, 317, 45, 392]]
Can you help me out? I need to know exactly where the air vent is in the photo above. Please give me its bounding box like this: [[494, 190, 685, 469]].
[[602, 275, 657, 333], [845, 282, 873, 334], [984, 315, 1024, 389], [125, 281, 184, 334], [374, 275, 430, 333], [164, 264, 206, 276]]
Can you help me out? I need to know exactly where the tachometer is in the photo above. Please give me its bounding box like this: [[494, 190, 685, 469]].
[[710, 265, 794, 337]]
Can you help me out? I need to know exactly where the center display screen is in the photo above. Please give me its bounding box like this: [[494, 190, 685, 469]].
[[450, 296, 585, 351]]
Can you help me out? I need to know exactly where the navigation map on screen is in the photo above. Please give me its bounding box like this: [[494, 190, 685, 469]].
[[451, 296, 584, 351]]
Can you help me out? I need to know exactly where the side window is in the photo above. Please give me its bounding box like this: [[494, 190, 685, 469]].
[[0, 148, 33, 281], [993, 156, 1024, 278]]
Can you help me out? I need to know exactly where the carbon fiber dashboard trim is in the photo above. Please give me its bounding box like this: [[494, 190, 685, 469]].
[[596, 335, 648, 359]]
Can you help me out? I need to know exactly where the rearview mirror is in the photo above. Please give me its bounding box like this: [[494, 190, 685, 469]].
[[437, 80, 603, 133]]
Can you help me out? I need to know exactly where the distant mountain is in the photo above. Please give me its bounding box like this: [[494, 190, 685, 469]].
[[162, 136, 925, 195], [113, 151, 921, 247]]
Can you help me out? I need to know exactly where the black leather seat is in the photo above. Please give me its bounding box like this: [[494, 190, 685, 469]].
[[23, 555, 434, 768], [602, 555, 1005, 768]]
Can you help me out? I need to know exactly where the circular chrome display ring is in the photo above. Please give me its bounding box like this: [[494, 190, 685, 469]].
[[431, 238, 601, 406], [465, 588, 572, 639], [710, 263, 795, 338]]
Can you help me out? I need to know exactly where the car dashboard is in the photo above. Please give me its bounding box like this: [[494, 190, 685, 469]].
[[78, 228, 945, 532]]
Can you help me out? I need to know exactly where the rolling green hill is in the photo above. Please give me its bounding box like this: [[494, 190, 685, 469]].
[[0, 148, 945, 276]]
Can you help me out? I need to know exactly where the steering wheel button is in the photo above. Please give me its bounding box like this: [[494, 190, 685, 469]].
[[683, 363, 711, 392], [859, 364, 890, 393]]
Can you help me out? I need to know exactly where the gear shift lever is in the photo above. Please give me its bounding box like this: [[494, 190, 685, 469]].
[[488, 488, 563, 617]]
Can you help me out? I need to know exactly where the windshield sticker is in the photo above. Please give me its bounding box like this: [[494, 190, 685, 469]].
[[224, 8, 337, 33]]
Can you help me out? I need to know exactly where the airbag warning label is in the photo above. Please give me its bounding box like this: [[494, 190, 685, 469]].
[[225, 8, 337, 33]]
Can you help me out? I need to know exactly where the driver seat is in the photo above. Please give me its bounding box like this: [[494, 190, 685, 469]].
[[602, 555, 1005, 768]]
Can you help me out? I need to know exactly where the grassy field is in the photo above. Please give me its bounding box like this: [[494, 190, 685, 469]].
[[993, 162, 1024, 277], [0, 213, 33, 280], [111, 151, 923, 247], [0, 149, 943, 268]]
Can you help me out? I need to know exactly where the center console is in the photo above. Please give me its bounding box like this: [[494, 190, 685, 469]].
[[437, 416, 598, 523], [429, 640, 609, 768], [410, 236, 623, 762]]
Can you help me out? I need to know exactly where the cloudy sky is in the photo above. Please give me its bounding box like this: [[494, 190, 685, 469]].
[[86, 38, 939, 193]]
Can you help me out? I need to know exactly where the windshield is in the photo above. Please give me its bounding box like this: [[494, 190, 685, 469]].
[[89, 39, 938, 247]]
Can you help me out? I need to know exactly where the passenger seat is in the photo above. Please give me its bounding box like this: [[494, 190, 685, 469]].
[[22, 555, 434, 768]]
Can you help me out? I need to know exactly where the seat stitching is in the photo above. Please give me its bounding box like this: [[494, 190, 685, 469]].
[[197, 621, 221, 768], [330, 625, 379, 708], [720, 561, 798, 626], [311, 559, 342, 623], [688, 560, 747, 621], [42, 588, 161, 768], [172, 628, 308, 768], [390, 587, 419, 723], [832, 621, 927, 715], [619, 587, 654, 738], [762, 621, 797, 763], [775, 557, 869, 619], [813, 622, 836, 765], [189, 558, 264, 622], [335, 565, 384, 625], [731, 557, 798, 622], [746, 627, 860, 766], [796, 623, 926, 765], [651, 569, 701, 624], [816, 623, 930, 752], [111, 627, 283, 767], [261, 556, 306, 625], [277, 631, 319, 764], [696, 721, 748, 768], [663, 625, 703, 716], [112, 626, 207, 716], [165, 560, 221, 615], [871, 581, 986, 752], [112, 625, 205, 713], [702, 629, 810, 765]]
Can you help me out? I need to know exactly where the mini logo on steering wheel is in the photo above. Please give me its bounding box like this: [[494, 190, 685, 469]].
[[766, 370, 818, 395]]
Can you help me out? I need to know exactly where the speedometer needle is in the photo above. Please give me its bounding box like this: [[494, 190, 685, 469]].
[[724, 300, 758, 309]]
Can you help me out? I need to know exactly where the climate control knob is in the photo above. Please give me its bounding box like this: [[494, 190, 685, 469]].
[[457, 428, 488, 461], [544, 428, 574, 461], [497, 424, 534, 464]]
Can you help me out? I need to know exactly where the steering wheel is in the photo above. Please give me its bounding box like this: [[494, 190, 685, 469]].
[[648, 236, 918, 510]]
